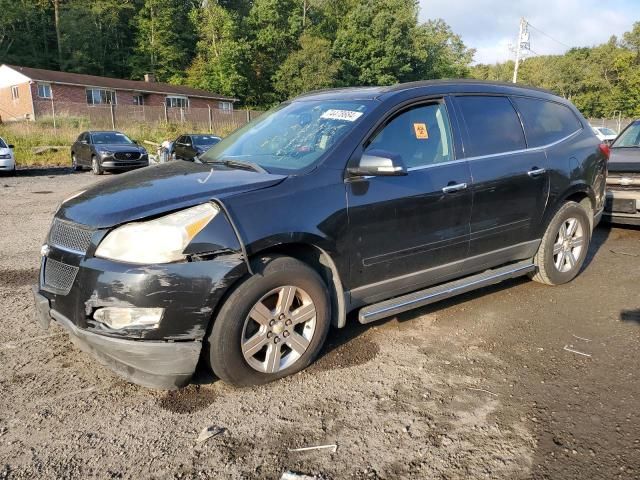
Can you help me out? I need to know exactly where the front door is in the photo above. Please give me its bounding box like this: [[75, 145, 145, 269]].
[[453, 95, 549, 262], [346, 99, 473, 306]]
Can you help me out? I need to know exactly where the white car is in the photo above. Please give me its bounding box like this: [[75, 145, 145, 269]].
[[591, 126, 618, 143], [0, 137, 16, 175]]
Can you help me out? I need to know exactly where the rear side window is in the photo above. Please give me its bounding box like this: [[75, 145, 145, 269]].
[[512, 97, 582, 147], [456, 96, 526, 157]]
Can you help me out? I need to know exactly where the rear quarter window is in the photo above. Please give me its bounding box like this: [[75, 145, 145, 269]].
[[512, 97, 582, 148], [456, 95, 526, 157]]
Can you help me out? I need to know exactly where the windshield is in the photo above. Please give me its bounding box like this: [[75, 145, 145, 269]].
[[200, 100, 372, 173], [192, 135, 221, 147], [0, 138, 6, 148], [92, 132, 134, 145], [612, 122, 640, 148]]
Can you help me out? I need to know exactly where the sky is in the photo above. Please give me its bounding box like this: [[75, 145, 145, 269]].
[[418, 0, 639, 64]]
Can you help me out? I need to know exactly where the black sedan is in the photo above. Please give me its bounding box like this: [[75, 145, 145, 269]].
[[71, 131, 148, 175], [172, 134, 221, 161]]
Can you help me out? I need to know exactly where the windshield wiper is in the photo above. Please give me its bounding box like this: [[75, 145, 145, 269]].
[[204, 158, 267, 173]]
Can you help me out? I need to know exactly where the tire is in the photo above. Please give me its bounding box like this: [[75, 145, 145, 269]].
[[71, 153, 81, 171], [531, 201, 591, 285], [91, 155, 103, 175], [208, 255, 331, 387]]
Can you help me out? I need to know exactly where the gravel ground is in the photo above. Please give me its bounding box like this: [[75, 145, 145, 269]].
[[0, 168, 639, 479]]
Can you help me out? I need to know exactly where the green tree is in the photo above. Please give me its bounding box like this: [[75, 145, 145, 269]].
[[132, 0, 198, 83], [186, 1, 249, 98], [273, 34, 340, 98], [413, 19, 475, 79]]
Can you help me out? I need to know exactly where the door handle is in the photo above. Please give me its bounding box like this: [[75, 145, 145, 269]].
[[527, 168, 546, 177], [442, 182, 468, 194]]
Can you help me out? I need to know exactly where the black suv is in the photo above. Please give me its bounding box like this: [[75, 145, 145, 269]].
[[71, 131, 148, 175], [172, 134, 221, 161], [33, 81, 607, 389]]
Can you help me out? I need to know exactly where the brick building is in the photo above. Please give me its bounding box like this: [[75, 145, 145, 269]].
[[0, 64, 237, 122]]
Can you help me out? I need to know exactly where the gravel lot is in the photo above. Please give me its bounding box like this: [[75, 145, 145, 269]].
[[1, 168, 639, 479]]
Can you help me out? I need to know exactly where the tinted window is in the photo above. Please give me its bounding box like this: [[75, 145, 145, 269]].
[[0, 138, 6, 148], [512, 97, 582, 147], [92, 132, 134, 145], [457, 96, 526, 157], [365, 102, 454, 168]]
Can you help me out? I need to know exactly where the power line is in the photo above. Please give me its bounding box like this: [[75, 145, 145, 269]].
[[527, 22, 572, 49]]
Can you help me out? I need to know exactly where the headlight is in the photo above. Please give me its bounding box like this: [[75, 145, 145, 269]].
[[95, 203, 219, 264], [0, 154, 11, 159], [98, 150, 114, 157]]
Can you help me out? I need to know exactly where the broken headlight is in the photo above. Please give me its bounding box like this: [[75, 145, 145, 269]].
[[95, 203, 219, 264]]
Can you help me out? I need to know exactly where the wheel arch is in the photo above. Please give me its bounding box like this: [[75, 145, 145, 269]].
[[556, 183, 596, 229], [248, 242, 348, 329]]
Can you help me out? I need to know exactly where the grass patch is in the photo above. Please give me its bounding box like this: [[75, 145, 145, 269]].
[[0, 120, 238, 167]]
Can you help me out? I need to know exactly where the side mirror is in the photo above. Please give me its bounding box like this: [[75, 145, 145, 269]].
[[348, 150, 407, 177], [8, 144, 14, 149]]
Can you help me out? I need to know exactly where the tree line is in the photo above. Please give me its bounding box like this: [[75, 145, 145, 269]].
[[0, 0, 474, 108], [471, 22, 640, 118]]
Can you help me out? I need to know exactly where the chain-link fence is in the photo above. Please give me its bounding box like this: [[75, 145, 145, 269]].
[[33, 100, 263, 135], [588, 117, 635, 134]]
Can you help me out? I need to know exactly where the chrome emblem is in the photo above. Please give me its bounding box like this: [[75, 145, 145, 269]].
[[40, 244, 50, 257], [126, 153, 132, 158]]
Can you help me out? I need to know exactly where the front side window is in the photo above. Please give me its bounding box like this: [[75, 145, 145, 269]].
[[86, 88, 116, 105], [612, 121, 640, 148], [456, 95, 526, 157], [11, 86, 19, 100], [512, 97, 582, 148], [364, 102, 454, 169], [91, 132, 134, 145], [200, 100, 372, 173], [166, 96, 188, 108], [37, 83, 52, 99]]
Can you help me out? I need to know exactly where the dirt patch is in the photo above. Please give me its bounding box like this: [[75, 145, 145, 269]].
[[0, 267, 39, 288], [311, 335, 380, 372], [156, 385, 218, 414]]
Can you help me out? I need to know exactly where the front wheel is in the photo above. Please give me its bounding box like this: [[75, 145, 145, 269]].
[[91, 156, 103, 175], [207, 255, 331, 386], [531, 201, 591, 285]]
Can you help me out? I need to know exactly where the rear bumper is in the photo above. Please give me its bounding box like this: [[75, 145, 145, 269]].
[[32, 286, 201, 389]]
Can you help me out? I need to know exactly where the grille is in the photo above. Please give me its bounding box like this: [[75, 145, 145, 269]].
[[114, 152, 141, 160], [42, 258, 79, 295], [607, 172, 640, 191], [48, 219, 94, 254]]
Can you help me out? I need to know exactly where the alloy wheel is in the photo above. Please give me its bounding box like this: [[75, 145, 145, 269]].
[[553, 217, 584, 273], [241, 286, 317, 373]]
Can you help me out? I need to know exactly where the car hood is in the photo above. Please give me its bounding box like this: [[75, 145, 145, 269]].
[[608, 147, 640, 173], [94, 144, 146, 153], [58, 161, 287, 228]]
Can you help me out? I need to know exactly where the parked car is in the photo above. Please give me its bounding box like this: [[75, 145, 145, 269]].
[[603, 119, 640, 225], [0, 137, 16, 175], [33, 81, 607, 389], [71, 131, 149, 175], [591, 125, 618, 144], [172, 134, 222, 161]]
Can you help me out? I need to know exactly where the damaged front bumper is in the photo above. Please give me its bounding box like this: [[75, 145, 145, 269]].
[[603, 189, 640, 226], [33, 242, 247, 389], [33, 286, 201, 389]]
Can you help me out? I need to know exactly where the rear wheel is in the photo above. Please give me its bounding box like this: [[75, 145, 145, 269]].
[[207, 255, 331, 386], [91, 155, 103, 175], [531, 201, 591, 285]]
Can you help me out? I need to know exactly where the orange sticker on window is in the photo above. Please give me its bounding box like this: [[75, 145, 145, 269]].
[[413, 123, 429, 139]]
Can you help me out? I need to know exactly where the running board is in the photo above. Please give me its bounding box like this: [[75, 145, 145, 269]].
[[358, 260, 535, 324]]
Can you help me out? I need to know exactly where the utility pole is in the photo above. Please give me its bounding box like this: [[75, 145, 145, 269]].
[[512, 17, 530, 83]]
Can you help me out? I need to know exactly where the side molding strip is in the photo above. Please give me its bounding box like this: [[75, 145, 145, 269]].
[[358, 260, 535, 324]]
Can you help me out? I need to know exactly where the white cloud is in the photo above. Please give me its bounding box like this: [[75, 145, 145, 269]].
[[418, 0, 638, 64]]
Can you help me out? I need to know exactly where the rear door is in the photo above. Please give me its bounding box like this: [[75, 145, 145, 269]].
[[346, 98, 473, 305], [453, 95, 549, 264]]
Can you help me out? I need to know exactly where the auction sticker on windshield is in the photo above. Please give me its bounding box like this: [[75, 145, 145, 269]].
[[320, 109, 364, 122]]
